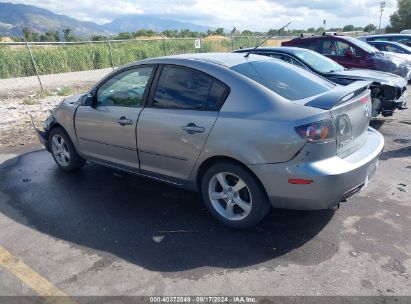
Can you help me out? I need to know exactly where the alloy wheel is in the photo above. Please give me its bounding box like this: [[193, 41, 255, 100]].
[[51, 134, 70, 167], [208, 172, 252, 221]]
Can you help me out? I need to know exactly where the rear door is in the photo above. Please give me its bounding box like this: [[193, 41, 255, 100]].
[[75, 65, 155, 170], [137, 65, 229, 182]]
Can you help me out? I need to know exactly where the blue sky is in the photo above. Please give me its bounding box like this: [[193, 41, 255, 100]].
[[9, 0, 398, 30]]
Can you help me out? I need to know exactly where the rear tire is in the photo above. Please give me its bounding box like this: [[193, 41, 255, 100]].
[[201, 162, 271, 229], [49, 127, 85, 172]]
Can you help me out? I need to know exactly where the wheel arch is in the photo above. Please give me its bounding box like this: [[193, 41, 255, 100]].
[[195, 155, 269, 199], [46, 121, 64, 139]]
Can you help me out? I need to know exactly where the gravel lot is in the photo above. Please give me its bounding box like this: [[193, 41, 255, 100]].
[[0, 74, 410, 299], [0, 69, 112, 147]]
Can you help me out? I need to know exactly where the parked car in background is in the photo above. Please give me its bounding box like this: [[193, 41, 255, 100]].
[[234, 47, 408, 117], [282, 35, 411, 81], [400, 30, 411, 34], [32, 53, 384, 229], [368, 41, 411, 55], [359, 34, 411, 47], [367, 41, 411, 69]]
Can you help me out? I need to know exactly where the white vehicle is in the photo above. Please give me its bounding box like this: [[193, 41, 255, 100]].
[[400, 30, 411, 34]]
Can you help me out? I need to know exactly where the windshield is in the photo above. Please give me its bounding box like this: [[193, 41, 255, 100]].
[[294, 50, 344, 73], [345, 37, 379, 53], [231, 60, 334, 101]]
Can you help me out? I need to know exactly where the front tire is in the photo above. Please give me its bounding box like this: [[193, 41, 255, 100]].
[[49, 127, 85, 172], [201, 162, 271, 229]]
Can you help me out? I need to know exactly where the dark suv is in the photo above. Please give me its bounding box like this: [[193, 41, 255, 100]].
[[282, 35, 411, 80]]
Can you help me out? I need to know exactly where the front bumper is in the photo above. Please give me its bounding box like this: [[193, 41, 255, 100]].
[[30, 116, 49, 151], [250, 127, 384, 210], [382, 91, 409, 115], [394, 66, 411, 81]]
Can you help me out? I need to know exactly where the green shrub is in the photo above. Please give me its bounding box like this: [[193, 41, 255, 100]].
[[0, 37, 263, 79]]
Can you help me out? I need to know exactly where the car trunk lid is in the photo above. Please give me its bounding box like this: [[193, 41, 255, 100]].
[[305, 81, 373, 158]]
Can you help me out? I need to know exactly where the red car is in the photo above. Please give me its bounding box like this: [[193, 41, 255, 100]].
[[282, 35, 411, 80]]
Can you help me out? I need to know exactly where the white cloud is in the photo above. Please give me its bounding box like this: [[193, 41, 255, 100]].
[[6, 0, 398, 30]]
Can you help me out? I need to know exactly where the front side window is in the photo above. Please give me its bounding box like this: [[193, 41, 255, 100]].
[[152, 66, 228, 110], [96, 66, 153, 107], [323, 40, 362, 57], [231, 60, 334, 101], [385, 44, 403, 53], [322, 40, 338, 55]]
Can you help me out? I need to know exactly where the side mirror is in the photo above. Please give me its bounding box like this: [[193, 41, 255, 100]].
[[81, 93, 94, 107]]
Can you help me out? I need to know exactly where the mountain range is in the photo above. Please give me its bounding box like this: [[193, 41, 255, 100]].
[[0, 2, 210, 37]]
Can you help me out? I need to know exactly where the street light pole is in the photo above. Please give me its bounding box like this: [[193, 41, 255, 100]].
[[379, 1, 386, 29]]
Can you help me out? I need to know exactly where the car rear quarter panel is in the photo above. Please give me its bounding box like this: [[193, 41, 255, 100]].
[[188, 72, 332, 186]]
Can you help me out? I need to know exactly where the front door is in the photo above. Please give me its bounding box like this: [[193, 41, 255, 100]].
[[322, 40, 364, 68], [137, 65, 229, 182], [75, 66, 155, 170]]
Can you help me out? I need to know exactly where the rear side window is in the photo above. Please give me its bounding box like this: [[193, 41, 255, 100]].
[[299, 40, 318, 51], [231, 60, 334, 101], [152, 66, 228, 110]]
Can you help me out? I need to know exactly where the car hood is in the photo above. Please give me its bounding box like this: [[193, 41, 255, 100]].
[[381, 52, 411, 66], [64, 94, 83, 105], [327, 69, 407, 88]]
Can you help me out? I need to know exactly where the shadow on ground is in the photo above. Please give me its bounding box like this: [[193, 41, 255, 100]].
[[370, 119, 385, 130], [380, 146, 411, 160], [0, 150, 335, 273]]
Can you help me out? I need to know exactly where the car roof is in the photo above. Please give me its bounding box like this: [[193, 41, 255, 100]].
[[134, 52, 273, 68], [363, 34, 411, 38], [234, 46, 310, 55], [369, 41, 404, 45], [291, 35, 349, 40]]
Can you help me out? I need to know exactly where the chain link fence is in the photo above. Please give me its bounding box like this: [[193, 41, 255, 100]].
[[0, 36, 291, 81]]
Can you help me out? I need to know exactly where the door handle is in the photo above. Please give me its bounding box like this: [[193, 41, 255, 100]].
[[182, 123, 205, 134], [116, 116, 134, 126]]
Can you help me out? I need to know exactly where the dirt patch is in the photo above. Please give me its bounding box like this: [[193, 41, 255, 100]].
[[0, 68, 113, 149], [0, 86, 89, 148]]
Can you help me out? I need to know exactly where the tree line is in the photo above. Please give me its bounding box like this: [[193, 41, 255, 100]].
[[21, 27, 76, 42], [16, 24, 379, 43]]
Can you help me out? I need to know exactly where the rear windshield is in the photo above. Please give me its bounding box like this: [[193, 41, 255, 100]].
[[230, 60, 334, 100]]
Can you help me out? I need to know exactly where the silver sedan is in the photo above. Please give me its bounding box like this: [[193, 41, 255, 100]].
[[33, 53, 384, 228]]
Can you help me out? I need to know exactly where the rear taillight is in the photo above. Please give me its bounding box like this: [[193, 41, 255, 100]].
[[294, 119, 336, 143]]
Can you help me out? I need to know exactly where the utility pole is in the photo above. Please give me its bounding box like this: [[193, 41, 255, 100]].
[[378, 1, 386, 29]]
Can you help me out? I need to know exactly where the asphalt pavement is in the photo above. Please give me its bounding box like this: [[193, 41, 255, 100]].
[[0, 89, 410, 298]]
